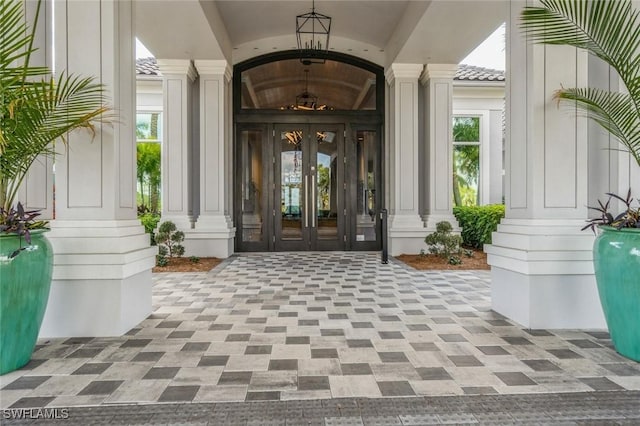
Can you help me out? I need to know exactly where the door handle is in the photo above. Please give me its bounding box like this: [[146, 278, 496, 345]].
[[311, 176, 316, 228], [304, 175, 309, 228]]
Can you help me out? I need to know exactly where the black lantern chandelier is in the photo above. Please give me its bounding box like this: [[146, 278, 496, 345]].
[[296, 0, 331, 65], [280, 69, 329, 111], [295, 69, 319, 110]]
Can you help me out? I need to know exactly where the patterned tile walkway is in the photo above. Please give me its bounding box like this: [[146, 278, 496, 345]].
[[2, 252, 640, 412]]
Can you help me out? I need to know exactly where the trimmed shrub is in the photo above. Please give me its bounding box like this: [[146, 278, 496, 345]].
[[155, 221, 185, 266], [424, 221, 463, 265], [453, 204, 505, 248]]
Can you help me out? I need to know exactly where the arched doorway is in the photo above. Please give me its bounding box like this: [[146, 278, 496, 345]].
[[233, 51, 384, 252]]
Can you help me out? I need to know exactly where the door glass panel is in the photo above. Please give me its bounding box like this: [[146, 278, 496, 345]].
[[316, 130, 338, 240], [240, 129, 264, 242], [280, 130, 304, 240], [356, 130, 377, 241]]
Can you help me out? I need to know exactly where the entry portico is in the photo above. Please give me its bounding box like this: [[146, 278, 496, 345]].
[[23, 0, 638, 337]]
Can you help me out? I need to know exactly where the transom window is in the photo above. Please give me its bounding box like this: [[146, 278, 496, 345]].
[[240, 59, 376, 111]]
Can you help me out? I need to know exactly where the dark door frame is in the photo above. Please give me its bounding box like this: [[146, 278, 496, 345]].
[[233, 51, 385, 252]]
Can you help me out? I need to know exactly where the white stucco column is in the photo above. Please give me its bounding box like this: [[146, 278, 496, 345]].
[[485, 0, 604, 329], [385, 64, 427, 255], [17, 0, 53, 220], [188, 60, 235, 258], [43, 0, 156, 338], [156, 59, 197, 231], [420, 64, 460, 232]]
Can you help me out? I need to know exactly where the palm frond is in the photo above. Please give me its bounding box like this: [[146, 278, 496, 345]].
[[554, 87, 640, 165], [521, 0, 640, 100]]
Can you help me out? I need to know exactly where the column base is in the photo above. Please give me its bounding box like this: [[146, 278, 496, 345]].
[[486, 218, 606, 330], [40, 270, 152, 338], [160, 215, 194, 231], [490, 267, 605, 329], [185, 215, 235, 258], [388, 214, 426, 255], [41, 220, 156, 338]]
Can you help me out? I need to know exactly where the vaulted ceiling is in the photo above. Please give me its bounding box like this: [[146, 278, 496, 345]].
[[136, 0, 506, 67]]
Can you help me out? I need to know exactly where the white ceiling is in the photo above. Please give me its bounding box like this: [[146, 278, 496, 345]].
[[215, 1, 410, 48], [136, 0, 506, 67]]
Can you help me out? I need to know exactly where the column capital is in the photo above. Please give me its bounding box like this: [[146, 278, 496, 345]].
[[420, 64, 458, 84], [384, 63, 423, 85], [156, 59, 198, 81], [194, 60, 231, 81]]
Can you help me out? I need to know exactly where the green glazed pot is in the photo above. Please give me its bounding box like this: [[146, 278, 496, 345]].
[[593, 226, 640, 362], [0, 230, 53, 375]]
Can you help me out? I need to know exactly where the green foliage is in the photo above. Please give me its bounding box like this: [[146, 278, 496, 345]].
[[139, 213, 160, 245], [155, 221, 185, 262], [317, 164, 330, 210], [454, 117, 480, 142], [156, 255, 168, 267], [189, 256, 200, 264], [424, 221, 463, 265], [0, 0, 110, 212], [137, 143, 161, 214], [448, 256, 462, 265], [453, 204, 505, 248]]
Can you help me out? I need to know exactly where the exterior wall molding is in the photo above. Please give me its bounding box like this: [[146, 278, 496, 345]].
[[156, 59, 198, 82]]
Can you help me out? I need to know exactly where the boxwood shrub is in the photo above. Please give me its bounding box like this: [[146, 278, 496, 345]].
[[453, 204, 505, 248]]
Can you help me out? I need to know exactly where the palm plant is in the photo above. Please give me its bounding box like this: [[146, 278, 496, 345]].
[[0, 0, 109, 215], [520, 0, 640, 167]]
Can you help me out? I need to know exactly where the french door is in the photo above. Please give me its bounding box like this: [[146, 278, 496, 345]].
[[274, 124, 345, 250], [235, 122, 381, 252]]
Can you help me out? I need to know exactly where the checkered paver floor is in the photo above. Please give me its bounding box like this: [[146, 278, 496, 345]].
[[2, 252, 640, 410]]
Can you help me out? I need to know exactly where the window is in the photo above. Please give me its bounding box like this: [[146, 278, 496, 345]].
[[453, 116, 480, 206], [136, 112, 162, 143], [136, 112, 162, 214]]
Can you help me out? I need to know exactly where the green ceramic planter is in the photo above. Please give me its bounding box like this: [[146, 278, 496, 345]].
[[0, 230, 53, 375], [593, 226, 640, 362]]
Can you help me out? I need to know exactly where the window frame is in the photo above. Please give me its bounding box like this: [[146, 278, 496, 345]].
[[452, 113, 490, 206], [136, 110, 163, 144]]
